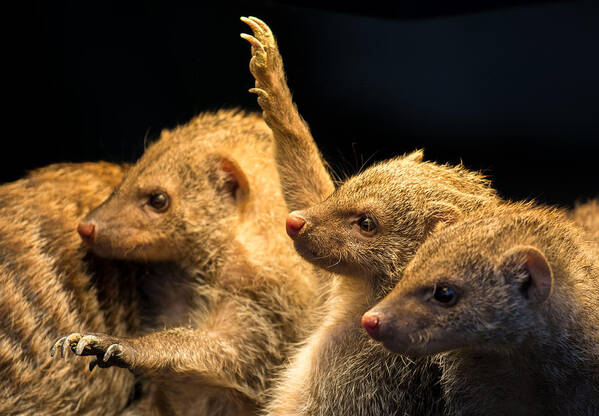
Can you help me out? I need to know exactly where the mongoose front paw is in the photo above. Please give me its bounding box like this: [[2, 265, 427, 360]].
[[240, 16, 283, 111], [51, 333, 135, 371]]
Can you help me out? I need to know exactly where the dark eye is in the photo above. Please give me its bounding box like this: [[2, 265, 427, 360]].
[[433, 286, 458, 306], [358, 215, 377, 233], [149, 192, 169, 212]]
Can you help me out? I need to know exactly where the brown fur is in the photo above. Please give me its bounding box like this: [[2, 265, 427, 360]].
[[0, 162, 140, 415], [54, 110, 326, 415], [365, 203, 599, 415], [242, 17, 500, 416], [571, 199, 599, 254]]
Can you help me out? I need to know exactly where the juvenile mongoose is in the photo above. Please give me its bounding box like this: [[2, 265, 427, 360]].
[[53, 110, 326, 416], [242, 17, 500, 415], [363, 203, 599, 415], [0, 161, 139, 415]]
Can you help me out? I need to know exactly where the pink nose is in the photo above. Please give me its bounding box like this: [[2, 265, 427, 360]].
[[77, 222, 96, 245], [285, 214, 305, 238], [361, 313, 380, 338]]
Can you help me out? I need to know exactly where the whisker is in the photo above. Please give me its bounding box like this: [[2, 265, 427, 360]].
[[327, 253, 342, 269]]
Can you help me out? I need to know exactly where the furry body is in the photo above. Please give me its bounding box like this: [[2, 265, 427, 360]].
[[366, 203, 599, 415], [0, 162, 138, 415], [54, 110, 326, 416], [242, 17, 499, 416]]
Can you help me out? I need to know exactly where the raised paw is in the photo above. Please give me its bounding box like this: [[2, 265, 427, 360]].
[[51, 332, 135, 371], [240, 16, 287, 111]]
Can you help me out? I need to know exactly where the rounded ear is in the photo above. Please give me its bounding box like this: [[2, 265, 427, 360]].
[[498, 245, 553, 305], [425, 202, 462, 234], [208, 154, 250, 203]]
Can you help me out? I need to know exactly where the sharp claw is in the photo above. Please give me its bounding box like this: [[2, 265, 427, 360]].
[[248, 16, 271, 35], [239, 16, 252, 25], [61, 336, 71, 358], [103, 344, 121, 363], [89, 359, 97, 372], [50, 337, 66, 357], [62, 333, 80, 358], [240, 33, 265, 52], [240, 16, 263, 37], [75, 337, 92, 356], [249, 88, 269, 98]]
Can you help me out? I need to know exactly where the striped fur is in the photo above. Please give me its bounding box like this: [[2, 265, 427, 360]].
[[0, 162, 138, 415]]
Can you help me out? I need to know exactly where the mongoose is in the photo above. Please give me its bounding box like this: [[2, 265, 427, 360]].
[[363, 203, 599, 415], [242, 17, 500, 415], [0, 161, 140, 415], [53, 110, 326, 416]]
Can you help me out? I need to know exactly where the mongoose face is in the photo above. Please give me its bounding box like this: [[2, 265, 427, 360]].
[[285, 152, 494, 279], [78, 128, 250, 262], [362, 216, 553, 357], [287, 170, 420, 278]]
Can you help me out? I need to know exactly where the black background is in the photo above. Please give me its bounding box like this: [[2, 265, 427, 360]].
[[8, 1, 599, 206]]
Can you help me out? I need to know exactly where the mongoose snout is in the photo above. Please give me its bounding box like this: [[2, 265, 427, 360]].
[[77, 221, 96, 245], [362, 307, 432, 356], [285, 213, 306, 238], [360, 312, 380, 336]]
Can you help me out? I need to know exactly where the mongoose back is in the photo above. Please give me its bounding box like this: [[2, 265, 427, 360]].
[[363, 203, 599, 415], [53, 110, 326, 416], [242, 17, 500, 415], [0, 161, 139, 415]]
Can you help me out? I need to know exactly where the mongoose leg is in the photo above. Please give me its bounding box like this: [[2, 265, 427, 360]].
[[53, 315, 279, 400], [241, 17, 334, 211], [240, 16, 294, 136]]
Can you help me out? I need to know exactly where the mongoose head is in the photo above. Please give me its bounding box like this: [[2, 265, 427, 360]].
[[77, 112, 263, 263], [361, 214, 554, 357], [285, 151, 497, 280]]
